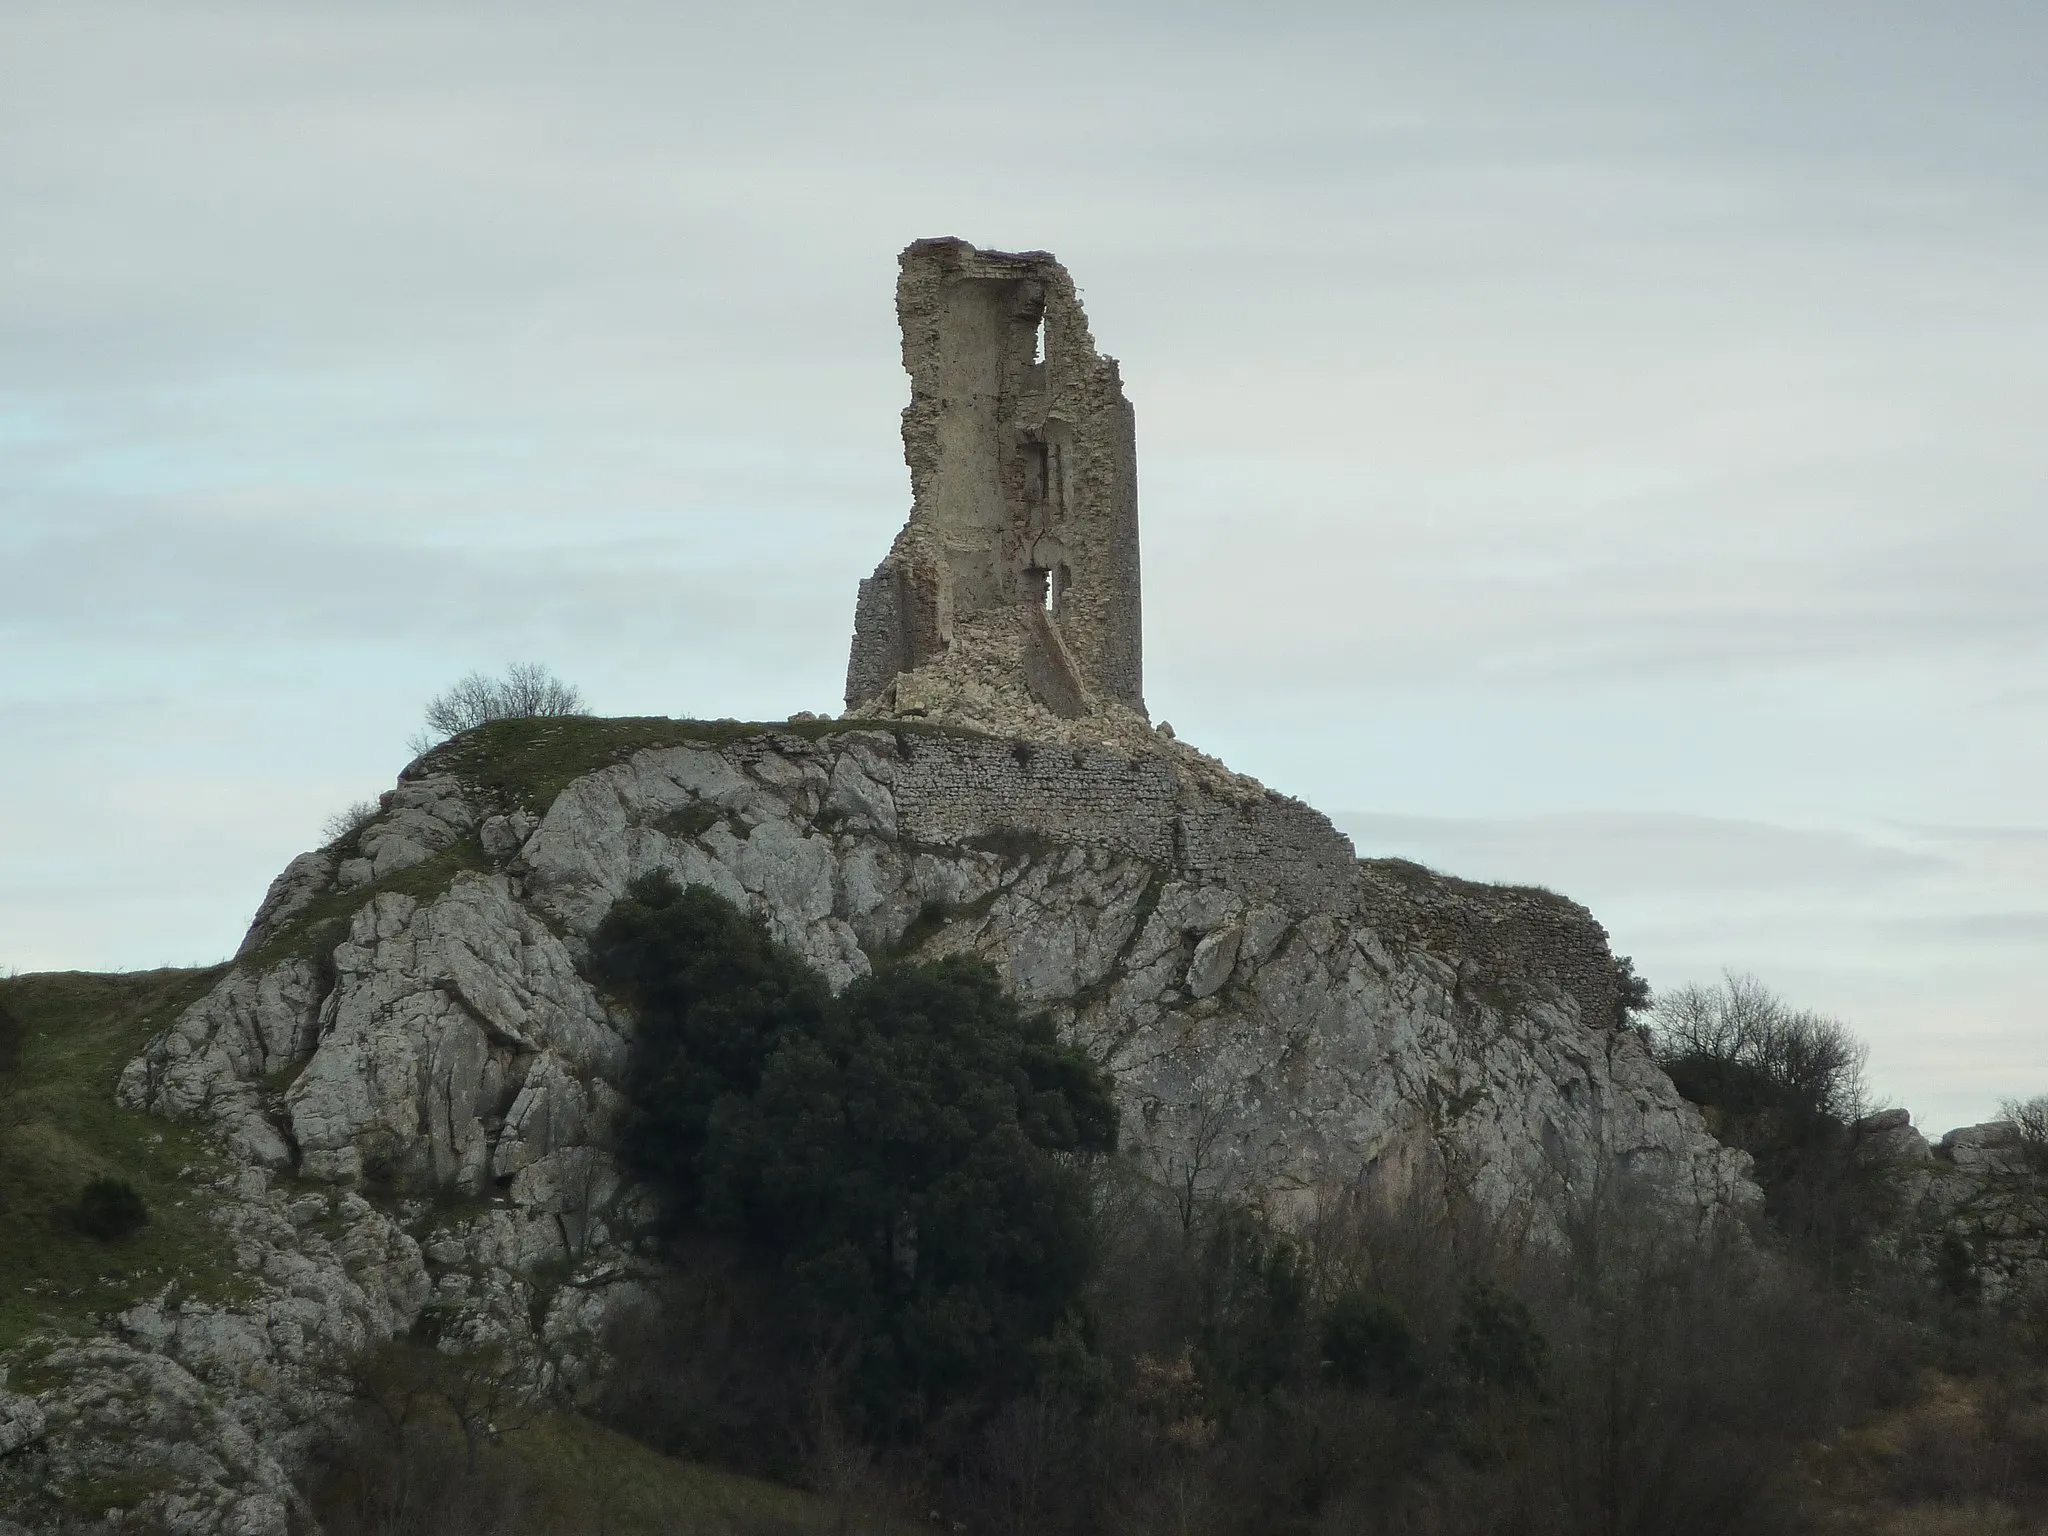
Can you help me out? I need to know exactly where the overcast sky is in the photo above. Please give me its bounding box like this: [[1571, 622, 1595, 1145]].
[[4, 1, 2044, 1134]]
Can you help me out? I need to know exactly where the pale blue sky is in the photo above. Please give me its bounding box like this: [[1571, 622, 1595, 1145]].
[[4, 0, 2045, 1133]]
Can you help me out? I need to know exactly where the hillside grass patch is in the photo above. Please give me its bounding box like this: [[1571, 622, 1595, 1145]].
[[0, 967, 248, 1351], [240, 836, 496, 972], [509, 1411, 862, 1534]]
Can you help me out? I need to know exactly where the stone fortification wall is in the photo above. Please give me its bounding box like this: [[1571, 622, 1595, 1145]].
[[844, 728, 1357, 914], [1357, 860, 1624, 1035]]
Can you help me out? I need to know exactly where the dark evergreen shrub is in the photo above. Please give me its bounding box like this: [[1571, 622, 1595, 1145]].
[[76, 1176, 149, 1240], [1320, 1287, 1419, 1394], [590, 873, 831, 1219], [589, 873, 1118, 1436], [1452, 1278, 1546, 1395], [1613, 953, 1653, 1023]]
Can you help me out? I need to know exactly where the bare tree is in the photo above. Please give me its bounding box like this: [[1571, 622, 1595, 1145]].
[[1649, 973, 1896, 1279], [1158, 1097, 1234, 1233], [410, 662, 586, 754], [316, 1339, 543, 1535], [1999, 1093, 2048, 1175], [1650, 972, 1869, 1126], [321, 799, 381, 845]]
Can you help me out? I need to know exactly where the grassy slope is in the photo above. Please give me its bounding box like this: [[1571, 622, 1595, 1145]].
[[0, 966, 242, 1352], [507, 1414, 866, 1535]]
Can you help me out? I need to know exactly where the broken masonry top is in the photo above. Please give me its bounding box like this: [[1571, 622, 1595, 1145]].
[[844, 238, 1144, 723]]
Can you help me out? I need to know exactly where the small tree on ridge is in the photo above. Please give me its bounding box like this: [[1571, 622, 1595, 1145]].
[[410, 662, 586, 754]]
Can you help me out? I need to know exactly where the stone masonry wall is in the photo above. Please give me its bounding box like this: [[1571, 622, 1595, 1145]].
[[1357, 860, 1625, 1040], [858, 728, 1357, 913], [847, 238, 1144, 716]]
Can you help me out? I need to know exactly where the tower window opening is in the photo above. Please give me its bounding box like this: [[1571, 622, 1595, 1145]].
[[1031, 315, 1045, 365], [1024, 566, 1052, 610]]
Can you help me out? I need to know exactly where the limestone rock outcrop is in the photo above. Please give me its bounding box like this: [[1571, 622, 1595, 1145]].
[[0, 715, 1759, 1531], [125, 726, 1753, 1223], [0, 1170, 427, 1535], [1854, 1109, 2048, 1302]]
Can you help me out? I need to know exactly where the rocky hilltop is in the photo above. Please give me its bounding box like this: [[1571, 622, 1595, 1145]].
[[1, 712, 1750, 1533], [2, 241, 1754, 1533]]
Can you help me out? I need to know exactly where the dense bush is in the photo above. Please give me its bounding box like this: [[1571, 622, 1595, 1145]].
[[297, 913, 2048, 1534], [591, 876, 832, 1217], [74, 1176, 149, 1240], [932, 1166, 1874, 1536], [1451, 1277, 1546, 1396], [591, 873, 1118, 1439], [1320, 1287, 1419, 1394], [1192, 1206, 1311, 1404], [1649, 973, 1900, 1276]]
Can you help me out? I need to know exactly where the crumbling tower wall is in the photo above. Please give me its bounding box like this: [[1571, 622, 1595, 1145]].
[[844, 238, 1144, 720]]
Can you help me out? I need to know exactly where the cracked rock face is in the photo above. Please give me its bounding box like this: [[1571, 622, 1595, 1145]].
[[0, 1172, 426, 1536], [284, 878, 627, 1191], [1848, 1112, 2048, 1304], [12, 724, 1753, 1531]]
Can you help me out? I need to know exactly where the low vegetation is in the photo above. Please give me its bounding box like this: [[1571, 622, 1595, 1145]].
[[321, 798, 382, 845], [408, 662, 589, 756], [237, 835, 495, 971], [0, 967, 242, 1351], [307, 1338, 868, 1535]]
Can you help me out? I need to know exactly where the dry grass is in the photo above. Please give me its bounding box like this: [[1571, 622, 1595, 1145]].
[[1799, 1371, 2048, 1535]]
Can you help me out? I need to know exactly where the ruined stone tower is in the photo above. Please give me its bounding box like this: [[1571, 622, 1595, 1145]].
[[844, 238, 1144, 722]]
